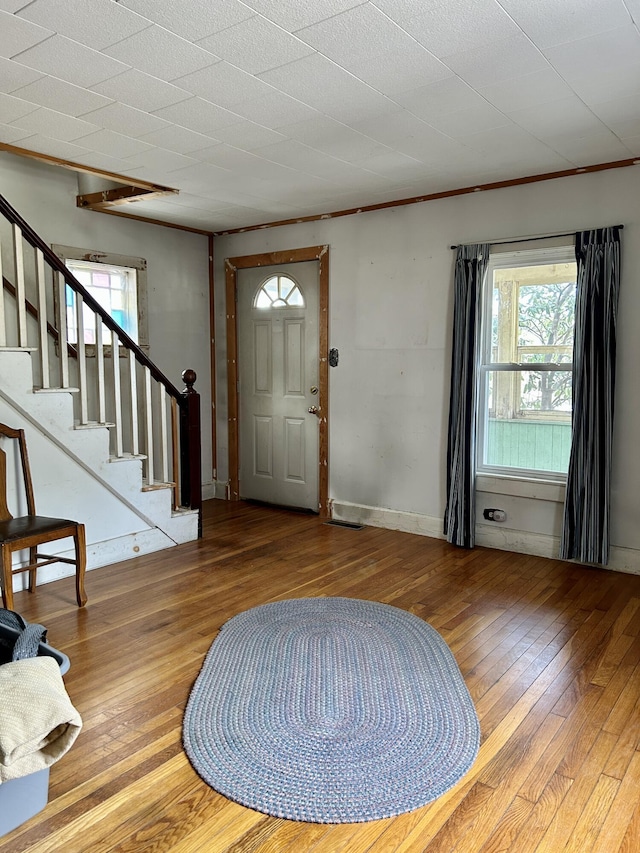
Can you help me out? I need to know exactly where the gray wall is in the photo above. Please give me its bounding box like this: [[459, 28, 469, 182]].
[[214, 166, 640, 572]]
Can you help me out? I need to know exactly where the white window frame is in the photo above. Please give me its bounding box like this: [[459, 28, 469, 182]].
[[53, 244, 149, 352], [476, 244, 576, 483], [254, 273, 305, 309]]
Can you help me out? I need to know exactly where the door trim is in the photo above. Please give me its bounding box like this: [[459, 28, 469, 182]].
[[225, 245, 329, 516]]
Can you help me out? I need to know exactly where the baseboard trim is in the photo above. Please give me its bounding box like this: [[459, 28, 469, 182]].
[[202, 481, 216, 500], [205, 480, 231, 500], [331, 501, 444, 540], [11, 527, 176, 593], [330, 501, 640, 576]]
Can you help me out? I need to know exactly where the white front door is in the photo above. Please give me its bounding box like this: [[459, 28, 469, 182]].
[[237, 261, 319, 510]]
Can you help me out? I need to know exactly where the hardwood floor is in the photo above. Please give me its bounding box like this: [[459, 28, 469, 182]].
[[2, 499, 640, 852]]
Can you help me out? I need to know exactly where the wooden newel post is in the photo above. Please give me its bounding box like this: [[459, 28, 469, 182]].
[[180, 368, 202, 537]]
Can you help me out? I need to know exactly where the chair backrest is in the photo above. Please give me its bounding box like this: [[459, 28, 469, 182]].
[[0, 423, 37, 521]]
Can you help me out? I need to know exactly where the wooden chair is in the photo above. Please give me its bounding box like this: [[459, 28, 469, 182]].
[[0, 423, 87, 611]]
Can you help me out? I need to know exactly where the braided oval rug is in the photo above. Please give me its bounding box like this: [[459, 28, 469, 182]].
[[183, 597, 480, 823]]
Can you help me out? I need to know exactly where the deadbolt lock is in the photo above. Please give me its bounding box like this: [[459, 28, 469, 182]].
[[310, 386, 318, 395]]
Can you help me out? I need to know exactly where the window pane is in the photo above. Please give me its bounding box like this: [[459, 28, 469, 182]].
[[519, 369, 572, 415], [518, 280, 575, 362], [287, 286, 304, 306], [484, 369, 572, 473], [74, 270, 91, 288], [488, 369, 572, 419], [256, 290, 272, 308], [66, 287, 77, 344], [263, 277, 278, 300], [93, 288, 111, 311], [279, 277, 293, 300], [92, 272, 110, 288], [490, 263, 576, 364], [66, 260, 138, 344], [254, 275, 305, 308]]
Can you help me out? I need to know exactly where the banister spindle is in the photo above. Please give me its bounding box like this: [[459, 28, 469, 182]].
[[35, 249, 49, 388], [0, 242, 6, 347], [160, 387, 169, 485], [112, 331, 123, 457], [96, 316, 106, 424], [144, 365, 154, 485], [76, 292, 89, 424], [56, 272, 70, 388], [129, 349, 139, 456], [13, 224, 28, 347]]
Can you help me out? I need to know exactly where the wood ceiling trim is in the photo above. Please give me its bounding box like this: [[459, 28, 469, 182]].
[[77, 204, 211, 235], [0, 142, 175, 194], [2, 142, 638, 237], [214, 157, 640, 236]]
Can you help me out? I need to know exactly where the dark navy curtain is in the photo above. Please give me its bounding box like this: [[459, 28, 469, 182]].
[[444, 243, 490, 548], [560, 227, 621, 565]]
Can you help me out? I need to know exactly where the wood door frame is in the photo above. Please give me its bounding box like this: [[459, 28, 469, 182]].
[[225, 245, 330, 516]]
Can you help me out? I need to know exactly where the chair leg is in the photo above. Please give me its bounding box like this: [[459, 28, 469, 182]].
[[28, 546, 37, 593], [1, 544, 14, 611], [74, 523, 87, 607]]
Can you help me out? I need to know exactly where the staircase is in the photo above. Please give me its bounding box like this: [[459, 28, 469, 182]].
[[0, 192, 201, 595]]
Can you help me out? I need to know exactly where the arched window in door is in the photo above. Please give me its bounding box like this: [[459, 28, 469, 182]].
[[254, 274, 304, 308]]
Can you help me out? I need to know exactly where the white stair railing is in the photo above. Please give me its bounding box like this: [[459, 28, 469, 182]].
[[0, 192, 202, 534]]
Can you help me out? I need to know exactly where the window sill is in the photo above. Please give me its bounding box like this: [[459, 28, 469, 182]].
[[476, 474, 565, 503]]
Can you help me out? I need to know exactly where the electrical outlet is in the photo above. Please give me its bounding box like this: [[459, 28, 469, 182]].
[[483, 508, 506, 522]]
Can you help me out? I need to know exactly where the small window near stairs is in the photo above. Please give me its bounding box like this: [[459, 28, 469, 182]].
[[53, 245, 148, 350]]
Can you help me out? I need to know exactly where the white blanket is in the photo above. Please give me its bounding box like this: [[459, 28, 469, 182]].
[[0, 656, 82, 783]]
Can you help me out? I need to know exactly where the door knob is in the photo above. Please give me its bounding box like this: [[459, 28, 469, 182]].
[[308, 405, 320, 415]]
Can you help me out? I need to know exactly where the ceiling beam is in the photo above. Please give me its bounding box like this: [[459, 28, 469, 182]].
[[1, 141, 180, 217], [76, 185, 178, 211], [0, 142, 176, 195]]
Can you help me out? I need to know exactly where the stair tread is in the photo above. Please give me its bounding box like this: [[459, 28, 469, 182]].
[[74, 420, 116, 429], [142, 481, 175, 492], [0, 346, 37, 352], [109, 453, 147, 462]]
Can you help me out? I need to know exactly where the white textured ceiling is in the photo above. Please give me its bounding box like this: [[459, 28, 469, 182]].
[[0, 0, 639, 232]]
